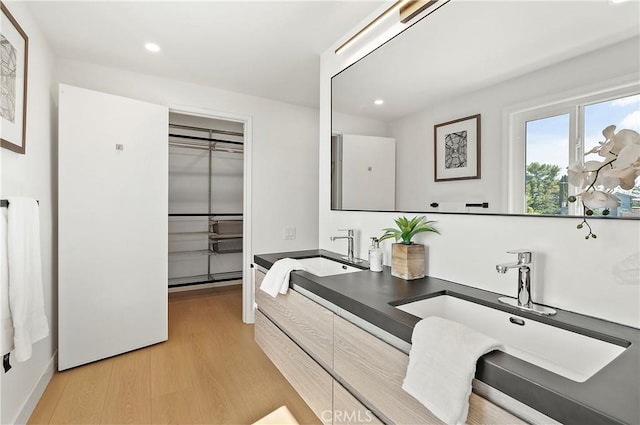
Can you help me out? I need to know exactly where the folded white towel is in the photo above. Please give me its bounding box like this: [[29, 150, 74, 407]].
[[6, 198, 49, 362], [259, 258, 305, 297], [402, 316, 503, 425]]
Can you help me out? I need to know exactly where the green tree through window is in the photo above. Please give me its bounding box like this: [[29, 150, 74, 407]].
[[526, 162, 563, 214]]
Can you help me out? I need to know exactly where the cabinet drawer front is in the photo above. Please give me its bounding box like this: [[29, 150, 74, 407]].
[[334, 316, 441, 424], [255, 311, 332, 425], [333, 382, 383, 425], [334, 317, 525, 425], [255, 270, 333, 367]]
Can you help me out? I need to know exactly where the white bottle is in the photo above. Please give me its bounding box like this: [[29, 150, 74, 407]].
[[368, 237, 383, 272]]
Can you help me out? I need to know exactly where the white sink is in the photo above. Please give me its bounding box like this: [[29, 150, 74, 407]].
[[297, 257, 364, 277], [396, 295, 627, 382]]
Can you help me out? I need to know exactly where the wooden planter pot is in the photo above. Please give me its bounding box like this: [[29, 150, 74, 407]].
[[391, 243, 425, 280]]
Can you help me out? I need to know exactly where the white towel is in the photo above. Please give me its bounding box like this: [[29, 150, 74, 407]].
[[259, 258, 305, 297], [402, 316, 503, 425], [5, 198, 49, 362], [1, 209, 13, 354]]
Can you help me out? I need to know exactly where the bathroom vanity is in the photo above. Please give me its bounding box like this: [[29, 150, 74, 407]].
[[253, 250, 640, 425]]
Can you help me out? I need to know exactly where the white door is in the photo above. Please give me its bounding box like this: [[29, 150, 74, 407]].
[[58, 84, 168, 370], [341, 134, 396, 210]]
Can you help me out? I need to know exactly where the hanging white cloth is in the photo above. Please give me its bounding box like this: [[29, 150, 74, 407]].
[[4, 198, 49, 362]]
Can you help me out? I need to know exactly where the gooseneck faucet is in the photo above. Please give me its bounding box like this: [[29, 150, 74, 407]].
[[496, 250, 556, 316], [330, 229, 363, 263]]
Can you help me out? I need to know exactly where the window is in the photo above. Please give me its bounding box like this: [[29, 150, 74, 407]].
[[515, 87, 639, 216]]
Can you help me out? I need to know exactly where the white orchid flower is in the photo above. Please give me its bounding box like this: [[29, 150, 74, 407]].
[[567, 161, 585, 187], [602, 125, 616, 140], [584, 160, 606, 171], [610, 129, 640, 155], [615, 143, 640, 169], [581, 190, 620, 210]]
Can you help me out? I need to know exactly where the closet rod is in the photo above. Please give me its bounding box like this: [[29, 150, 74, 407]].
[[169, 123, 244, 138], [1, 199, 39, 208], [169, 213, 243, 217], [168, 141, 243, 153], [169, 133, 244, 146]]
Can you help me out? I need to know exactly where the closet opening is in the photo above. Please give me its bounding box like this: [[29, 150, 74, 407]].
[[168, 111, 246, 297]]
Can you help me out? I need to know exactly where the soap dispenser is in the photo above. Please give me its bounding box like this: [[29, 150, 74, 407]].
[[368, 237, 383, 272]]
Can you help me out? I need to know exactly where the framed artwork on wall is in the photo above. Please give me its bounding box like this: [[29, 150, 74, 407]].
[[434, 114, 481, 182], [1, 3, 29, 154]]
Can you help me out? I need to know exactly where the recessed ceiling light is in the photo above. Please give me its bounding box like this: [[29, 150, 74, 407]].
[[609, 0, 629, 4], [145, 42, 161, 53], [374, 99, 384, 105]]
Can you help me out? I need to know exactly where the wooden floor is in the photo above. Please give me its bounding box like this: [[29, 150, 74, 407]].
[[28, 289, 319, 424]]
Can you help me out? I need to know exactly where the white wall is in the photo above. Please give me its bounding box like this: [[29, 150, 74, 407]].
[[320, 11, 640, 328], [55, 59, 320, 256], [332, 111, 389, 137], [0, 2, 57, 424]]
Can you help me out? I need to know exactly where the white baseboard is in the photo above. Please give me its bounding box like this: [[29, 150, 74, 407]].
[[13, 351, 56, 425]]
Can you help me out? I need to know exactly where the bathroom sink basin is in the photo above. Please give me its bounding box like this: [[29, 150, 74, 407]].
[[395, 295, 628, 382], [297, 257, 365, 277]]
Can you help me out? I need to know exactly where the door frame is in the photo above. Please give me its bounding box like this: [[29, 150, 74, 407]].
[[169, 104, 254, 323]]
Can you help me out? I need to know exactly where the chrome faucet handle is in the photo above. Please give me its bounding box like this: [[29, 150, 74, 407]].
[[506, 250, 532, 264], [337, 229, 354, 236]]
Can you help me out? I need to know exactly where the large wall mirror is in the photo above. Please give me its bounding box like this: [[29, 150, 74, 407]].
[[331, 0, 640, 218]]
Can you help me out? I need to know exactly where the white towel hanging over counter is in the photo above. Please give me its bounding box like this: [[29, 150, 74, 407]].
[[259, 258, 305, 297], [402, 316, 503, 425], [1, 197, 49, 362]]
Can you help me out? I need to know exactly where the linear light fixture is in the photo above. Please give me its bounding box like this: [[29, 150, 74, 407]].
[[334, 0, 442, 55], [399, 0, 438, 23], [335, 0, 405, 55]]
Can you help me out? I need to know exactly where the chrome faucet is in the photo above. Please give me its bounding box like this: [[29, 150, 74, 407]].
[[496, 250, 556, 316], [330, 229, 363, 263]]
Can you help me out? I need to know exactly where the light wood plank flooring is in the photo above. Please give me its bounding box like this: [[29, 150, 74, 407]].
[[28, 289, 319, 424]]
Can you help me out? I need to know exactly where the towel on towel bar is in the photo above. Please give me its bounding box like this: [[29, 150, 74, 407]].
[[402, 316, 503, 425], [1, 208, 12, 354], [259, 258, 305, 297], [1, 198, 49, 362]]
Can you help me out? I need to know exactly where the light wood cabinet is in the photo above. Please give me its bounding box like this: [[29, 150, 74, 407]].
[[255, 269, 334, 368], [333, 316, 525, 425], [333, 382, 383, 425], [334, 315, 442, 424], [255, 311, 333, 425], [254, 267, 526, 425]]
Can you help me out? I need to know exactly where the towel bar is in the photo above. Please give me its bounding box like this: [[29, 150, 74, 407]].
[[0, 199, 39, 208], [430, 202, 488, 208]]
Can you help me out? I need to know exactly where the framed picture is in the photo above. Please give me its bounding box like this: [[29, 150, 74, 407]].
[[1, 3, 28, 154], [433, 114, 481, 182]]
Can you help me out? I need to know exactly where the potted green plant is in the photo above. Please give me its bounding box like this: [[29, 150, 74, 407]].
[[379, 216, 439, 280]]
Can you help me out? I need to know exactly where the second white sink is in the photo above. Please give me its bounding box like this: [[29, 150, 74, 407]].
[[297, 257, 364, 277], [396, 295, 628, 382]]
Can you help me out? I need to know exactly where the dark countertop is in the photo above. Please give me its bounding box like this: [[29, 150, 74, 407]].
[[255, 249, 640, 425]]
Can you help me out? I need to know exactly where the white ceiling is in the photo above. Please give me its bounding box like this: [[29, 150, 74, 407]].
[[24, 0, 382, 108]]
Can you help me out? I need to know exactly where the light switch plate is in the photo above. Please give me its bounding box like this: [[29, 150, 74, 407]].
[[283, 226, 296, 240]]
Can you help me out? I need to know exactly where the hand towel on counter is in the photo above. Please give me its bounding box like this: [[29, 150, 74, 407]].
[[402, 316, 503, 425], [259, 258, 305, 298], [5, 198, 49, 362]]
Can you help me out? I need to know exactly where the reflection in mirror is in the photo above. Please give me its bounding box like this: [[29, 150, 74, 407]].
[[331, 0, 640, 217]]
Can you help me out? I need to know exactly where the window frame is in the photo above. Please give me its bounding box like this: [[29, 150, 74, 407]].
[[505, 79, 639, 215]]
